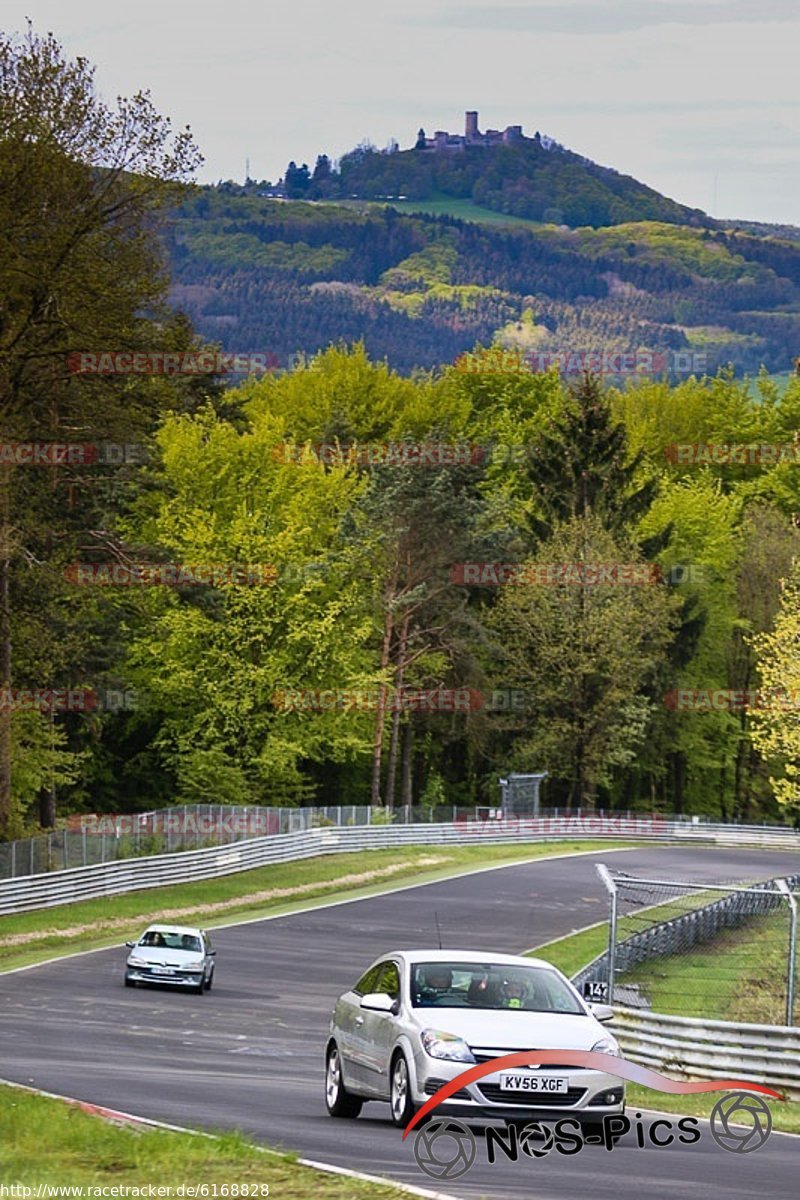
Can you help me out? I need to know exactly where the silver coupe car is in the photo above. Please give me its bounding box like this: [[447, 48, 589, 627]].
[[325, 949, 624, 1131]]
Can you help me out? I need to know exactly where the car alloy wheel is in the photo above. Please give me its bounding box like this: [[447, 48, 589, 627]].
[[325, 1043, 362, 1118], [390, 1052, 415, 1127]]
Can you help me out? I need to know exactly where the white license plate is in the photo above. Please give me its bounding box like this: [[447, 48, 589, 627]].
[[152, 966, 175, 975], [499, 1074, 568, 1093]]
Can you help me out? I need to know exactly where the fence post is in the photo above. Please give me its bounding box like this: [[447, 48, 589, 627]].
[[596, 863, 617, 1003], [778, 879, 797, 1026]]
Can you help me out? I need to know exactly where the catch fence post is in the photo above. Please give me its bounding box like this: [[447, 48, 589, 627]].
[[778, 879, 797, 1026], [596, 863, 618, 1003]]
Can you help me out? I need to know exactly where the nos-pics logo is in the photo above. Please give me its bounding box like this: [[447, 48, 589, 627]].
[[413, 1093, 774, 1180]]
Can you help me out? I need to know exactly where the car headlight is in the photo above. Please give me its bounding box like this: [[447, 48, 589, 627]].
[[420, 1029, 476, 1062], [183, 957, 205, 969], [127, 956, 147, 967], [591, 1036, 621, 1056]]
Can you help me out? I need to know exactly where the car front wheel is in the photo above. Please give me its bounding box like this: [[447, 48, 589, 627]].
[[325, 1043, 363, 1118], [389, 1051, 416, 1128]]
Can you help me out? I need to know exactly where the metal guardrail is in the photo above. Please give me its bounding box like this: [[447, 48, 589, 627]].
[[2, 803, 799, 881], [610, 1006, 800, 1100], [0, 814, 799, 917]]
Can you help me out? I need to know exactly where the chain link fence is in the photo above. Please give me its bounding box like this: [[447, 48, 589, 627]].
[[0, 803, 467, 880], [576, 866, 800, 1027]]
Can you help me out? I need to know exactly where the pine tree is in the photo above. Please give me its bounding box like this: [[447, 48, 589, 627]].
[[525, 373, 659, 541]]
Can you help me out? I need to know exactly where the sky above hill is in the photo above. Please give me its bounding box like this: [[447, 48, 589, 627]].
[[5, 0, 800, 225]]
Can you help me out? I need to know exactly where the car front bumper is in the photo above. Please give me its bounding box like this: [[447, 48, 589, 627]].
[[126, 967, 204, 987], [413, 1058, 626, 1123]]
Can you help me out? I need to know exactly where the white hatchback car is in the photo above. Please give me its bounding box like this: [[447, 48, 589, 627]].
[[325, 949, 624, 1130], [124, 924, 216, 993]]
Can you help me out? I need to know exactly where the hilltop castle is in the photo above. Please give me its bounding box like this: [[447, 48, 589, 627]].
[[414, 111, 531, 151]]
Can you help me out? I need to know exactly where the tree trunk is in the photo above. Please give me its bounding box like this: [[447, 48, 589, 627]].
[[0, 466, 12, 834], [401, 719, 413, 807], [671, 751, 685, 814], [384, 612, 409, 808], [370, 590, 395, 806]]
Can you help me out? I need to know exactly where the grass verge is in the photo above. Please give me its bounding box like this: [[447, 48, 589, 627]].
[[0, 1084, 410, 1196], [0, 840, 634, 973], [531, 922, 800, 1133]]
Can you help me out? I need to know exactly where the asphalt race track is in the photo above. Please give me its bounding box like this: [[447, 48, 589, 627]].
[[1, 846, 798, 1199]]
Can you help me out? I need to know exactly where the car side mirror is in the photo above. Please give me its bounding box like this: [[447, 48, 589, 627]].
[[360, 992, 397, 1014], [207, 949, 216, 956], [125, 941, 135, 948], [589, 1003, 615, 1023]]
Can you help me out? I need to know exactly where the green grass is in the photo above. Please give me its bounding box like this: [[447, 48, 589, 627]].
[[0, 840, 633, 973], [377, 196, 550, 230], [0, 1084, 410, 1196], [530, 921, 608, 977], [623, 912, 797, 1026], [622, 1084, 800, 1132]]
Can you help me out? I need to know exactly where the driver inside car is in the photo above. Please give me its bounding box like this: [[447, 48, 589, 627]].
[[499, 977, 529, 1009], [417, 965, 453, 1004]]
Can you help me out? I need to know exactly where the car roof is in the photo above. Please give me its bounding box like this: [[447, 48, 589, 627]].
[[142, 924, 204, 937], [383, 949, 558, 970]]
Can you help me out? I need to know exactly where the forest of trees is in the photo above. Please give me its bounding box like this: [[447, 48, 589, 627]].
[[4, 28, 800, 841], [168, 189, 800, 378]]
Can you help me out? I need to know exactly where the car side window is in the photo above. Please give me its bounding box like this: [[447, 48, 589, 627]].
[[376, 961, 400, 1001], [353, 964, 382, 996]]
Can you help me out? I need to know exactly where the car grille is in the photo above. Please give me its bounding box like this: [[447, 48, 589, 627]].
[[477, 1085, 586, 1107], [471, 1050, 577, 1070], [423, 1078, 472, 1100]]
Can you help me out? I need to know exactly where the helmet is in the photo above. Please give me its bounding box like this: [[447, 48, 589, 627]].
[[501, 977, 527, 1007], [422, 965, 452, 990]]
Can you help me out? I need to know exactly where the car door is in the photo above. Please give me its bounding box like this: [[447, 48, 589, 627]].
[[337, 962, 382, 1089], [202, 931, 214, 983], [358, 959, 402, 1098]]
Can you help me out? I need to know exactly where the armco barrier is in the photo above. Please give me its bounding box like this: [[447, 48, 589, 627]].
[[0, 814, 799, 916], [610, 1006, 800, 1100]]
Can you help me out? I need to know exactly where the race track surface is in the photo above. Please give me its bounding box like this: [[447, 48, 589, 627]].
[[0, 846, 797, 1199]]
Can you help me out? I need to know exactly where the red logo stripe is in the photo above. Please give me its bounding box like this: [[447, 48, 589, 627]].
[[402, 1049, 784, 1138]]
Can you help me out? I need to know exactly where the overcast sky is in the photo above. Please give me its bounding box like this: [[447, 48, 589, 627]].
[[3, 0, 800, 224]]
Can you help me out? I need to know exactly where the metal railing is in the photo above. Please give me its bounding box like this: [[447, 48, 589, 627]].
[[1, 805, 799, 882], [609, 1006, 800, 1100], [1, 813, 799, 917], [0, 806, 796, 883]]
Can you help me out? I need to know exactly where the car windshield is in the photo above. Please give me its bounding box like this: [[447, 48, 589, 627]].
[[410, 962, 584, 1013], [140, 931, 202, 953]]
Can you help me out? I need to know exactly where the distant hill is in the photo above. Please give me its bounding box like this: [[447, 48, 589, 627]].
[[166, 187, 800, 378], [278, 113, 712, 230]]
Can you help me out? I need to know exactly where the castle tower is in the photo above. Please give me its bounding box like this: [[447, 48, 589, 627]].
[[465, 110, 479, 139]]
